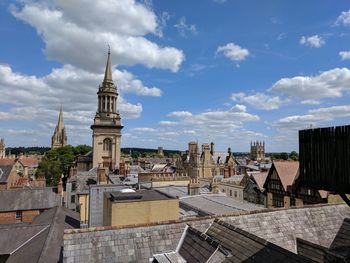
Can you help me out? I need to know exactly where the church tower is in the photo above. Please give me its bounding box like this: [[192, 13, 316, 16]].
[[0, 138, 5, 158], [51, 106, 67, 149], [91, 49, 123, 171]]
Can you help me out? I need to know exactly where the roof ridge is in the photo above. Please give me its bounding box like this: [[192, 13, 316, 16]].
[[213, 219, 309, 261], [64, 203, 345, 234], [36, 206, 60, 263]]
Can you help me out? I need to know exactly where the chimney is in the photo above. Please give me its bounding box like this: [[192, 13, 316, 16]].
[[211, 177, 220, 194], [188, 177, 200, 196], [97, 164, 108, 184], [210, 142, 215, 156]]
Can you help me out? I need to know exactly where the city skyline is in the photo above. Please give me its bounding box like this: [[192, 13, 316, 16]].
[[1, 0, 350, 152]]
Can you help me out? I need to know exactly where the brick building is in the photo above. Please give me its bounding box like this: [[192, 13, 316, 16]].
[[0, 188, 60, 224]]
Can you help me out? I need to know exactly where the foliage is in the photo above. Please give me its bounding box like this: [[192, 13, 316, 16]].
[[289, 151, 299, 161], [36, 145, 90, 186]]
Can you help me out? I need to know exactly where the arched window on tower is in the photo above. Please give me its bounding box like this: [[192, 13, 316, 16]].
[[103, 138, 112, 152]]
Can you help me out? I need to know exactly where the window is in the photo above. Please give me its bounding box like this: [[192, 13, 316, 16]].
[[272, 194, 284, 207], [16, 211, 22, 221], [230, 190, 232, 196], [71, 195, 76, 204], [234, 191, 237, 198], [103, 138, 112, 152]]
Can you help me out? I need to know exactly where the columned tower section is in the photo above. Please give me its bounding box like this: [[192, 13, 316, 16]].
[[91, 49, 123, 170]]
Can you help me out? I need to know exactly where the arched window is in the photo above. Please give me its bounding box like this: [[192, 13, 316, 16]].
[[103, 138, 112, 152]]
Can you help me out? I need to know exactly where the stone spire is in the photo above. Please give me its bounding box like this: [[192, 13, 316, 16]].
[[103, 45, 113, 85], [0, 138, 5, 158], [52, 106, 67, 149]]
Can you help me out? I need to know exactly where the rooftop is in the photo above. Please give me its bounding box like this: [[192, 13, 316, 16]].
[[0, 188, 60, 212], [63, 204, 350, 263], [105, 189, 176, 203]]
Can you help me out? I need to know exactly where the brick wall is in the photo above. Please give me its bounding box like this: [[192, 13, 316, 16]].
[[0, 210, 40, 224]]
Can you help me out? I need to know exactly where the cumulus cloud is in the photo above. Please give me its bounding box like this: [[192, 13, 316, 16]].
[[335, 9, 350, 26], [174, 16, 197, 37], [11, 0, 184, 72], [159, 121, 178, 126], [216, 43, 249, 61], [299, 35, 325, 48], [231, 92, 285, 110], [132, 127, 156, 132], [276, 105, 350, 130], [270, 68, 350, 100], [339, 51, 350, 60], [167, 111, 193, 118]]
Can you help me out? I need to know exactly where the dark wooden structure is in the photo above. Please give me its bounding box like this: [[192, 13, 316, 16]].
[[299, 125, 350, 200]]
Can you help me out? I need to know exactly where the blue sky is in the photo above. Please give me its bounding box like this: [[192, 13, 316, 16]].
[[0, 0, 350, 152]]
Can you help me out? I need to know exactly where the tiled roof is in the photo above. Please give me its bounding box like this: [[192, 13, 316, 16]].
[[18, 158, 39, 167], [0, 188, 60, 211], [207, 219, 310, 262], [271, 161, 299, 191], [0, 158, 16, 166], [63, 204, 350, 263], [250, 171, 268, 191]]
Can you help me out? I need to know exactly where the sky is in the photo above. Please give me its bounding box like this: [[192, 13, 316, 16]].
[[0, 0, 350, 152]]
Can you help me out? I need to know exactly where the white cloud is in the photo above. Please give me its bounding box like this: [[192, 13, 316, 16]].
[[230, 104, 246, 112], [300, 35, 325, 48], [212, 0, 227, 4], [11, 0, 184, 72], [174, 16, 197, 37], [183, 130, 196, 134], [276, 105, 350, 130], [335, 9, 350, 26], [301, 100, 321, 105], [216, 43, 249, 61], [159, 121, 178, 126], [132, 127, 156, 132], [270, 68, 350, 100], [339, 51, 350, 60], [167, 111, 193, 118], [231, 92, 285, 110]]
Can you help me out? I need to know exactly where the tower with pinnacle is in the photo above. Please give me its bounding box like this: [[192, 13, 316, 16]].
[[250, 141, 265, 161], [51, 107, 67, 149], [91, 49, 123, 170]]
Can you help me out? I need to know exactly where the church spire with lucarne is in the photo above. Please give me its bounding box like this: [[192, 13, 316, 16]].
[[91, 48, 123, 171], [51, 106, 67, 149]]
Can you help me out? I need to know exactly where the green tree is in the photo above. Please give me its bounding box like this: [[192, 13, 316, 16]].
[[289, 151, 299, 161], [36, 145, 76, 186], [73, 144, 92, 156], [280, 152, 289, 160]]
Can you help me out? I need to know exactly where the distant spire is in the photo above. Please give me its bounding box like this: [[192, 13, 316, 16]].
[[57, 105, 64, 130], [103, 45, 113, 83]]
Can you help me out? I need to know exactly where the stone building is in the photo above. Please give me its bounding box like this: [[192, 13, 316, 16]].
[[0, 138, 5, 158], [91, 49, 123, 170], [51, 106, 67, 149], [103, 189, 179, 227], [250, 141, 265, 161], [184, 141, 216, 178]]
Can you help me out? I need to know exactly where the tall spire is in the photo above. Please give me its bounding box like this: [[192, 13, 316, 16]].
[[103, 45, 113, 83], [57, 105, 64, 130]]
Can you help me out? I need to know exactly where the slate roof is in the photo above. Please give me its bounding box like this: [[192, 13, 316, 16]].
[[0, 188, 60, 212], [0, 206, 80, 263], [106, 189, 175, 203], [0, 165, 13, 183], [63, 204, 350, 263], [180, 194, 265, 216], [179, 226, 227, 262], [206, 219, 310, 262]]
